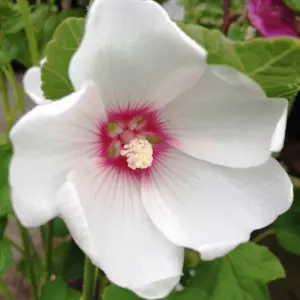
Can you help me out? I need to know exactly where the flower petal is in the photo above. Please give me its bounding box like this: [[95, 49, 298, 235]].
[[57, 160, 183, 299], [271, 104, 287, 152], [163, 65, 288, 168], [23, 66, 49, 104], [9, 82, 105, 227], [142, 148, 292, 260], [69, 0, 206, 108]]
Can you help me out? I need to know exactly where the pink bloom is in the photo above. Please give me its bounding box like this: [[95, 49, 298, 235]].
[[248, 0, 300, 37], [10, 0, 292, 298]]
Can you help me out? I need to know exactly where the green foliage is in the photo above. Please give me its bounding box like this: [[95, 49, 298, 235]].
[[41, 17, 85, 100], [17, 255, 44, 283], [283, 0, 300, 11], [42, 9, 85, 49], [166, 289, 209, 300], [0, 239, 12, 275], [276, 188, 300, 255], [52, 217, 69, 238], [104, 285, 140, 300], [0, 142, 12, 217], [40, 279, 81, 300], [179, 23, 300, 99], [189, 243, 285, 300], [52, 240, 84, 280]]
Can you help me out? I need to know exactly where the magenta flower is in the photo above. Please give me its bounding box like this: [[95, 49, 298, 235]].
[[248, 0, 300, 37]]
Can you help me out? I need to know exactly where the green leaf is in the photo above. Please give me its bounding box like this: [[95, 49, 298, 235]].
[[40, 279, 80, 300], [2, 31, 31, 67], [52, 240, 84, 280], [42, 9, 85, 48], [0, 4, 23, 34], [0, 239, 13, 274], [284, 0, 300, 11], [41, 17, 85, 100], [103, 285, 140, 300], [52, 217, 69, 237], [179, 23, 300, 99], [276, 187, 300, 255], [0, 142, 12, 217], [190, 242, 285, 300], [166, 289, 209, 300]]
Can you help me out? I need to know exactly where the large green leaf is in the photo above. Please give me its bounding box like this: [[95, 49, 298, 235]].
[[179, 23, 300, 99], [42, 9, 85, 48], [276, 187, 300, 255], [166, 289, 209, 300], [190, 242, 285, 300], [103, 285, 140, 300], [52, 240, 84, 280], [41, 17, 85, 100], [52, 217, 69, 238], [40, 279, 80, 300], [0, 239, 12, 274], [0, 142, 12, 217], [284, 0, 300, 11]]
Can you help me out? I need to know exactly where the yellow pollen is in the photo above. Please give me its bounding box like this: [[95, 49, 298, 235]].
[[120, 138, 153, 170]]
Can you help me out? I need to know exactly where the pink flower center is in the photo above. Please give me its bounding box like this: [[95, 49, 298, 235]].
[[98, 104, 172, 180]]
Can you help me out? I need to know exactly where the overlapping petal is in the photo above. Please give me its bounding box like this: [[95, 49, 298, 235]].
[[162, 65, 288, 168], [57, 159, 183, 299], [69, 0, 207, 109], [141, 148, 292, 259], [9, 82, 105, 227]]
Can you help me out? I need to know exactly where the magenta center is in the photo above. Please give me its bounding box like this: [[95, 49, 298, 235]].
[[98, 104, 172, 179]]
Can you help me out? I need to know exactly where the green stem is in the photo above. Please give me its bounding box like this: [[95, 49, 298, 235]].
[[5, 237, 24, 255], [18, 0, 40, 66], [17, 222, 39, 300], [2, 66, 25, 116], [82, 257, 96, 300], [0, 277, 13, 300], [254, 228, 276, 243], [43, 222, 53, 280], [0, 72, 12, 133]]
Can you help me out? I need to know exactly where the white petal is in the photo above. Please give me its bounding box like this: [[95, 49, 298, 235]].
[[23, 59, 50, 105], [163, 65, 288, 168], [23, 67, 48, 104], [9, 82, 105, 227], [69, 0, 206, 108], [57, 159, 183, 299], [271, 104, 287, 152], [142, 148, 292, 260], [199, 243, 240, 260]]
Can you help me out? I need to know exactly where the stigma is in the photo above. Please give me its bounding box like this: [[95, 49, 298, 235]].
[[120, 138, 153, 170]]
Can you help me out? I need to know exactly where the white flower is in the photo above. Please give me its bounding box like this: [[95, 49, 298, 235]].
[[10, 0, 292, 298]]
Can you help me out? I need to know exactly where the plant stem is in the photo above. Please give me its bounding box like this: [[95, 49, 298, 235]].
[[43, 222, 53, 280], [18, 0, 40, 66], [254, 228, 276, 243], [5, 237, 24, 255], [2, 66, 25, 116], [0, 72, 12, 133], [0, 277, 13, 300], [17, 222, 39, 300], [82, 257, 96, 300], [222, 0, 231, 35]]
